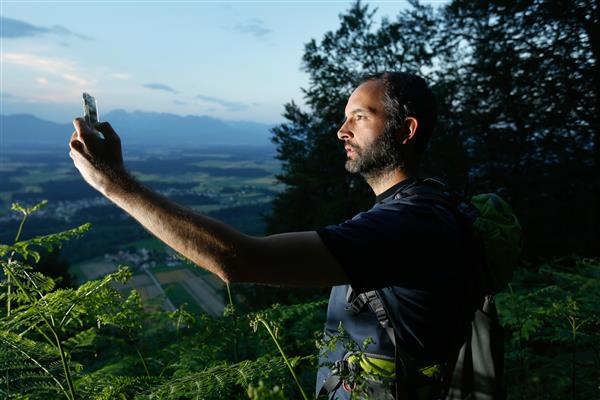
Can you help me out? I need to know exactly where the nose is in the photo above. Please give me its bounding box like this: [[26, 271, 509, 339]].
[[337, 119, 353, 141]]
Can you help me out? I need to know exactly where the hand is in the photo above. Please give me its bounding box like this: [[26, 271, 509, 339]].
[[69, 118, 127, 195]]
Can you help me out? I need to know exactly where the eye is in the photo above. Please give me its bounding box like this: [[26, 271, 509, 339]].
[[355, 114, 364, 121]]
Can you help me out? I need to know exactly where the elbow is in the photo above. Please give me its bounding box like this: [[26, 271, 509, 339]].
[[212, 252, 248, 285], [205, 233, 260, 285], [217, 268, 238, 284]]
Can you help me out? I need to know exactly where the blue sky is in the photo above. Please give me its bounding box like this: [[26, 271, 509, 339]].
[[1, 1, 443, 124]]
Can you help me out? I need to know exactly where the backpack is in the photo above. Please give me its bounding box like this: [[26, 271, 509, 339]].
[[350, 177, 523, 400]]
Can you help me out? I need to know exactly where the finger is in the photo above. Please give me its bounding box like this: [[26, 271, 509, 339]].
[[70, 152, 89, 172], [73, 118, 88, 136], [69, 141, 92, 164], [72, 117, 98, 143], [69, 149, 80, 163], [96, 121, 121, 143], [69, 138, 87, 156]]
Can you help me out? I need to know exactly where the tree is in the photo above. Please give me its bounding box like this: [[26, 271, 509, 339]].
[[440, 0, 599, 255]]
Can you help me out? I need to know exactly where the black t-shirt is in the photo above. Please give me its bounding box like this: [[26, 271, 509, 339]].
[[315, 178, 468, 397]]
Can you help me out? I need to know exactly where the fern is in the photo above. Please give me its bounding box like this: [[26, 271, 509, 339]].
[[1, 223, 91, 264], [497, 256, 600, 399], [0, 202, 133, 399], [0, 330, 67, 398], [141, 354, 312, 399], [2, 200, 596, 399]]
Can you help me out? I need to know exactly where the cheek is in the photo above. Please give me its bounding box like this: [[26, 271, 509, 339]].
[[362, 131, 382, 148]]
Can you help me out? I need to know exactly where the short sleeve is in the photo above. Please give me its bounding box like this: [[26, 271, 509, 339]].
[[316, 201, 463, 293]]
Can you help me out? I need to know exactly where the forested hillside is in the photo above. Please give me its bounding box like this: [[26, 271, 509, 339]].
[[1, 0, 598, 398]]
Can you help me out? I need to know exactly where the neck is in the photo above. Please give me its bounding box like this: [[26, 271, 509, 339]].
[[363, 167, 411, 196]]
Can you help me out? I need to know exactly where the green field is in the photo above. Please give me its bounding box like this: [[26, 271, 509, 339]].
[[163, 282, 204, 314], [1, 146, 280, 258]]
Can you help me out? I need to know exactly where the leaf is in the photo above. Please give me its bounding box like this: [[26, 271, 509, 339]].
[[11, 200, 49, 216], [8, 223, 92, 262]]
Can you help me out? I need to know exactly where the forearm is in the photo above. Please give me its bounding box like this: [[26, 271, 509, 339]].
[[103, 171, 248, 282], [69, 119, 347, 288], [94, 169, 346, 287]]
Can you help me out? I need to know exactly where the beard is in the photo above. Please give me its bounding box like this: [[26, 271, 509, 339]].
[[344, 125, 405, 180]]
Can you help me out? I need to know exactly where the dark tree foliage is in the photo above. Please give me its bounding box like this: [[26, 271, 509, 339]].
[[267, 0, 599, 257], [440, 0, 599, 256]]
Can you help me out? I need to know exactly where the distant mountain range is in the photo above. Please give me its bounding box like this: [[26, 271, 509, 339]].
[[0, 111, 276, 147]]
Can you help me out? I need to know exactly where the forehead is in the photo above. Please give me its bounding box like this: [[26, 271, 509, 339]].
[[345, 79, 385, 115]]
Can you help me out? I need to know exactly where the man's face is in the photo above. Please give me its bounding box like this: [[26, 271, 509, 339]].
[[338, 80, 404, 178]]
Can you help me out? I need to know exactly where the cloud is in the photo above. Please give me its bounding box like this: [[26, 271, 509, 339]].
[[233, 18, 271, 39], [196, 94, 249, 112], [173, 100, 187, 105], [143, 83, 179, 94], [50, 25, 90, 40], [36, 77, 49, 86], [0, 16, 91, 40], [111, 73, 131, 80], [62, 73, 88, 86], [3, 52, 90, 86]]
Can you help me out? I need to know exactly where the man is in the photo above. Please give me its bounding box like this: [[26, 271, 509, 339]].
[[69, 71, 467, 399]]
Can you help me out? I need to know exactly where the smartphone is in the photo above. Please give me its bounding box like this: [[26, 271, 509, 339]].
[[82, 92, 102, 137]]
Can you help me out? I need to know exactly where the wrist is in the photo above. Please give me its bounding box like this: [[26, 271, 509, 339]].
[[102, 167, 136, 198]]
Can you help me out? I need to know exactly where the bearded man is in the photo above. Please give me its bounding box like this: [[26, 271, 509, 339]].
[[69, 71, 467, 399]]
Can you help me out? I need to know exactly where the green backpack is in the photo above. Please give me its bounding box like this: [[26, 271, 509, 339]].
[[351, 177, 523, 400], [469, 192, 523, 294]]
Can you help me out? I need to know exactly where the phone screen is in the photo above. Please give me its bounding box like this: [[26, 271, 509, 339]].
[[82, 92, 99, 127]]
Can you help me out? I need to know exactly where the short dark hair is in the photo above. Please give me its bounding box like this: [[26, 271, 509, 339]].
[[359, 71, 437, 155]]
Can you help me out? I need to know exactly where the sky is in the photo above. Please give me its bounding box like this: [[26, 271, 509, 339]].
[[1, 0, 444, 125]]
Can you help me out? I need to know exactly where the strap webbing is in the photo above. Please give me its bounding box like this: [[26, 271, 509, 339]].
[[321, 372, 342, 395], [347, 286, 419, 399]]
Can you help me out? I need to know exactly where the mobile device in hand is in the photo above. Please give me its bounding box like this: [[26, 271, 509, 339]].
[[82, 92, 102, 137]]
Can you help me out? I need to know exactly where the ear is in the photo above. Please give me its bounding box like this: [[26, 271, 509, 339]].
[[401, 117, 418, 145]]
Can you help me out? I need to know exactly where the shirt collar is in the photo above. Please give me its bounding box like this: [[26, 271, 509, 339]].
[[375, 177, 416, 203]]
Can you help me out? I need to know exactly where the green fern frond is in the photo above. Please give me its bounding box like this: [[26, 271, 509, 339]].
[[0, 330, 68, 396], [1, 260, 57, 303], [11, 200, 48, 216], [95, 289, 144, 333], [143, 354, 311, 399], [77, 374, 159, 400], [7, 223, 91, 263], [63, 327, 99, 352]]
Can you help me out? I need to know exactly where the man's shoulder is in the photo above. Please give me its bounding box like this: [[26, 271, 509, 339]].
[[378, 178, 458, 218]]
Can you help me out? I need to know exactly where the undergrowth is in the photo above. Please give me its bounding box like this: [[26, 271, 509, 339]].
[[1, 201, 599, 399]]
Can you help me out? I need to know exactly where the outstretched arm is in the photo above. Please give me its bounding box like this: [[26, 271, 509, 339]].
[[69, 118, 347, 287]]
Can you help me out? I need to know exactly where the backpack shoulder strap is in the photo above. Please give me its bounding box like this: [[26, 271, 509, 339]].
[[388, 177, 460, 214], [346, 287, 422, 400]]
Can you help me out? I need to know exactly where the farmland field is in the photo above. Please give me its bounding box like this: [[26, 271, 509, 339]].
[[0, 144, 280, 314]]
